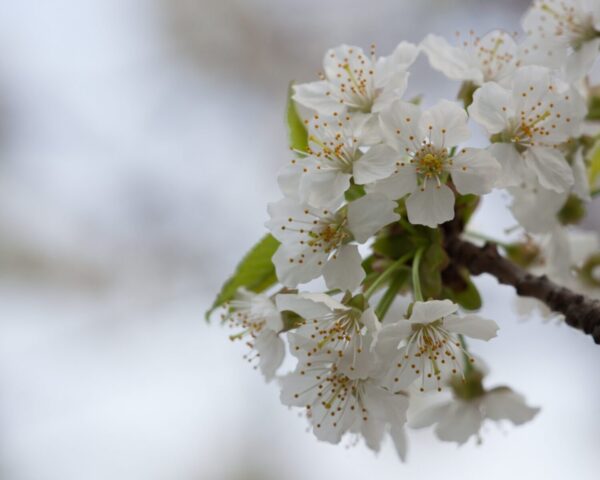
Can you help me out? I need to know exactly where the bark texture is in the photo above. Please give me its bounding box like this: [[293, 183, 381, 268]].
[[445, 235, 600, 344]]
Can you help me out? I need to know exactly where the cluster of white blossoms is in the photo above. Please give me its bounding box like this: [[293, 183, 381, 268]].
[[215, 0, 600, 462]]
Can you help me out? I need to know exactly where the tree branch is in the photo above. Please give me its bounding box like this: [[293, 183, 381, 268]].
[[444, 235, 600, 344]]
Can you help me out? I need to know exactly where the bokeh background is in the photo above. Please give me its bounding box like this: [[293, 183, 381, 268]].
[[0, 0, 599, 478]]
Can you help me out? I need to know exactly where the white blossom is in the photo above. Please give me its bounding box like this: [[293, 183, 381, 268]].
[[266, 194, 399, 290], [278, 113, 399, 207], [410, 387, 540, 445], [293, 43, 419, 116], [276, 292, 378, 379], [224, 288, 285, 381], [422, 30, 518, 85], [368, 99, 500, 227], [278, 303, 410, 459], [469, 65, 586, 192], [373, 300, 499, 392], [521, 0, 600, 81]]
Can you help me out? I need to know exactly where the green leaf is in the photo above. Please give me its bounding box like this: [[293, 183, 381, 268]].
[[419, 241, 449, 299], [588, 138, 600, 186], [587, 96, 600, 121], [206, 234, 280, 320], [286, 82, 308, 152], [443, 275, 482, 310]]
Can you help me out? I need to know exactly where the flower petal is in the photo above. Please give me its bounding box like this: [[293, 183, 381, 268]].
[[293, 80, 341, 115], [409, 402, 451, 429], [272, 244, 326, 287], [366, 165, 418, 200], [450, 148, 500, 195], [299, 161, 351, 207], [487, 142, 531, 188], [443, 314, 499, 340], [275, 293, 339, 319], [378, 100, 423, 152], [409, 300, 458, 324], [323, 244, 365, 292], [254, 330, 285, 381], [525, 147, 574, 193], [420, 100, 470, 148], [468, 81, 514, 134], [434, 401, 483, 444], [422, 34, 483, 83], [347, 193, 400, 243], [353, 144, 398, 184], [405, 183, 455, 227], [483, 389, 540, 425]]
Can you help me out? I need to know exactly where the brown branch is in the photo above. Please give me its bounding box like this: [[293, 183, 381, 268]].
[[444, 234, 600, 344]]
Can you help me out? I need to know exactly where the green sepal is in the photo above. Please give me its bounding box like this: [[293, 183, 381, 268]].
[[558, 194, 586, 225], [206, 234, 280, 320], [344, 181, 366, 202], [280, 310, 304, 332]]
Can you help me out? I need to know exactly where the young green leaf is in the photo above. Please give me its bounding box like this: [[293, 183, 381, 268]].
[[206, 234, 280, 320], [286, 83, 309, 152]]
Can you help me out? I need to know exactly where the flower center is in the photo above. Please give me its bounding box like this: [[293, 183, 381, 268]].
[[412, 146, 450, 185]]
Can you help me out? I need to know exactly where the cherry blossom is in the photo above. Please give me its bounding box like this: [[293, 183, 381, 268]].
[[293, 43, 419, 116], [368, 99, 500, 226], [469, 65, 586, 192], [266, 194, 399, 290], [223, 288, 285, 381]]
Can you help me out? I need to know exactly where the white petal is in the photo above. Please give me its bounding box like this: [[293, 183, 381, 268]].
[[564, 37, 600, 82], [390, 425, 408, 462], [279, 368, 319, 407], [378, 100, 423, 152], [372, 321, 412, 358], [366, 166, 418, 200], [422, 34, 483, 83], [525, 147, 574, 193], [468, 81, 514, 134], [409, 300, 458, 324], [450, 148, 501, 195], [276, 163, 302, 200], [420, 100, 470, 148], [375, 41, 420, 87], [508, 182, 566, 233], [353, 144, 398, 184], [293, 81, 341, 115], [323, 244, 365, 292], [324, 45, 372, 82], [511, 65, 551, 111], [409, 402, 451, 428], [572, 147, 591, 201], [487, 142, 531, 188], [361, 308, 381, 335], [443, 314, 499, 340], [299, 164, 351, 207], [272, 245, 326, 287], [483, 389, 540, 425], [435, 402, 483, 444], [371, 72, 409, 113], [347, 193, 400, 243], [275, 293, 337, 319], [405, 183, 455, 227], [254, 330, 285, 381], [358, 417, 386, 452]]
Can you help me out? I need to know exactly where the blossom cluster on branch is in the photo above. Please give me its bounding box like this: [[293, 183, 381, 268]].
[[209, 0, 600, 460]]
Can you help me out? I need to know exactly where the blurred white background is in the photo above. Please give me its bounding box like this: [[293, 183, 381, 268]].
[[0, 0, 599, 479]]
